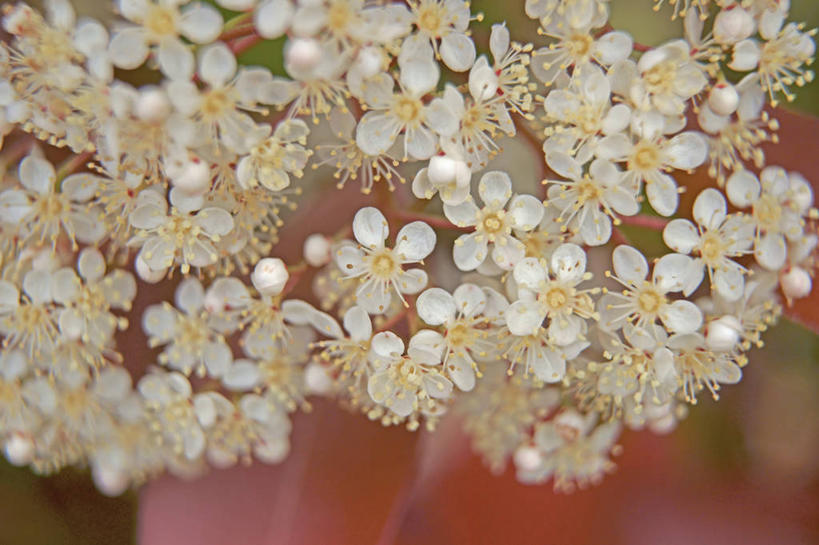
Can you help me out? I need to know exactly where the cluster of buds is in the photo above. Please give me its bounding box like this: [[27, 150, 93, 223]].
[[0, 0, 815, 495]]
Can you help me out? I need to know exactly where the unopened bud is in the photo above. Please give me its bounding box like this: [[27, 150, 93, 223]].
[[285, 38, 322, 75], [135, 254, 166, 284], [92, 464, 129, 497], [353, 47, 384, 80], [513, 445, 542, 471], [781, 266, 812, 300], [171, 158, 211, 195], [304, 362, 333, 395], [705, 315, 742, 352], [428, 154, 470, 188], [251, 257, 289, 296], [4, 433, 34, 466], [135, 88, 172, 125], [303, 234, 331, 267], [713, 5, 755, 45], [708, 82, 739, 116]]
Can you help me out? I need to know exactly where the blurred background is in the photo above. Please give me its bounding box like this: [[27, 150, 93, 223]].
[[1, 0, 819, 544]]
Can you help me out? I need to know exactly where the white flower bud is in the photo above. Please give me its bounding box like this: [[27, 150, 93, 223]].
[[780, 266, 812, 300], [708, 82, 739, 116], [705, 315, 743, 352], [255, 0, 294, 39], [92, 464, 129, 496], [284, 38, 322, 75], [353, 46, 384, 80], [303, 234, 331, 267], [135, 88, 172, 125], [170, 158, 211, 195], [4, 433, 34, 466], [513, 445, 542, 471], [135, 254, 167, 284], [251, 257, 289, 296], [304, 362, 333, 395], [713, 5, 755, 45], [428, 154, 470, 188]]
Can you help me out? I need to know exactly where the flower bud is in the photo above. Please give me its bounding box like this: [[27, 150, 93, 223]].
[[135, 254, 167, 284], [428, 154, 470, 188], [285, 38, 322, 75], [713, 5, 755, 45], [92, 464, 129, 496], [4, 433, 34, 466], [708, 82, 739, 116], [353, 46, 384, 80], [135, 88, 172, 125], [705, 315, 743, 352], [255, 0, 294, 39], [513, 445, 542, 471], [170, 158, 211, 195], [781, 266, 812, 300], [303, 234, 331, 267], [304, 362, 333, 395], [251, 257, 289, 296]]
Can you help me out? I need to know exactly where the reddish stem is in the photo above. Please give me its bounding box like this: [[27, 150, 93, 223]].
[[376, 307, 411, 333], [633, 41, 652, 53], [392, 211, 470, 231], [219, 22, 255, 42], [618, 214, 669, 231], [229, 34, 261, 56]]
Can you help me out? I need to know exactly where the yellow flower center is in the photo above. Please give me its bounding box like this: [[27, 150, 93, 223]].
[[567, 33, 594, 60], [752, 194, 782, 231], [145, 5, 177, 38], [392, 95, 424, 124], [698, 231, 726, 265], [636, 285, 665, 314], [201, 89, 233, 120], [629, 141, 662, 172], [416, 2, 445, 35], [369, 250, 398, 280]]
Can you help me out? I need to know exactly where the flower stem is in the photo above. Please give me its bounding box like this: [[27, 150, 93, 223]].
[[618, 214, 669, 231]]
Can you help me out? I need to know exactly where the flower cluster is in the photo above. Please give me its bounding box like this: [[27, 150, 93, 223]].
[[0, 0, 816, 496]]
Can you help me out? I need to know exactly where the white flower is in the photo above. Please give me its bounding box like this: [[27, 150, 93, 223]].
[[505, 243, 597, 346], [0, 269, 59, 358], [417, 283, 503, 391], [0, 155, 104, 247], [108, 0, 223, 79], [314, 108, 404, 194], [355, 66, 458, 160], [444, 171, 544, 271], [411, 146, 472, 206], [438, 75, 515, 168], [725, 166, 811, 270], [142, 277, 233, 377], [50, 247, 137, 348], [599, 245, 703, 337], [626, 40, 707, 117], [367, 330, 453, 419], [542, 64, 631, 163], [129, 188, 234, 275], [597, 130, 708, 216], [728, 16, 815, 105], [334, 207, 435, 314], [236, 119, 311, 192], [545, 154, 639, 246], [531, 24, 632, 86], [667, 332, 742, 403], [138, 370, 212, 460], [403, 0, 477, 72], [167, 42, 271, 154], [516, 411, 621, 491], [663, 188, 754, 301]]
